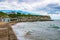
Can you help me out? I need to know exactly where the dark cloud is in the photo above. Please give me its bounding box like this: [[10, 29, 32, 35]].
[[0, 0, 5, 2], [47, 4, 60, 14], [18, 0, 23, 2], [18, 0, 43, 3], [47, 4, 60, 10], [36, 4, 60, 14]]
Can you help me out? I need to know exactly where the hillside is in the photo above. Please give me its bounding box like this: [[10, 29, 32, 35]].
[[0, 11, 52, 22]]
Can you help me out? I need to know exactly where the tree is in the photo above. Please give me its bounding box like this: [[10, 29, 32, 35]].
[[17, 12, 21, 16], [8, 13, 17, 18]]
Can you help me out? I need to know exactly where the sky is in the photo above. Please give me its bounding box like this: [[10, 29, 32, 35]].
[[0, 0, 60, 19]]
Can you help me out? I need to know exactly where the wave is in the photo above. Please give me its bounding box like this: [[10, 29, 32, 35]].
[[11, 21, 60, 40]]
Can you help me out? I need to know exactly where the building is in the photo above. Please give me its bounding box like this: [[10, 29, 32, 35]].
[[0, 17, 10, 22]]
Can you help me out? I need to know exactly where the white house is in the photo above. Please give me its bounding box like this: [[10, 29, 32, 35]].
[[0, 17, 10, 22]]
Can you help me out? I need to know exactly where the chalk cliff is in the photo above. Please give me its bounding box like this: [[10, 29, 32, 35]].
[[16, 15, 52, 22]]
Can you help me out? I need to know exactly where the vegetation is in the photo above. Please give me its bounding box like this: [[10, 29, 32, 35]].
[[0, 11, 49, 18], [0, 11, 8, 17], [0, 11, 51, 22], [8, 13, 17, 18], [0, 11, 36, 18]]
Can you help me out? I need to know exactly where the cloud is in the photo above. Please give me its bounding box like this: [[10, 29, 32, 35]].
[[0, 0, 60, 11], [49, 13, 60, 19], [0, 0, 60, 19], [18, 0, 43, 3], [36, 3, 60, 13], [0, 0, 5, 2]]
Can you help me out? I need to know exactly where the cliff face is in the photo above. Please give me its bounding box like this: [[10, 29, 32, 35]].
[[16, 15, 51, 22]]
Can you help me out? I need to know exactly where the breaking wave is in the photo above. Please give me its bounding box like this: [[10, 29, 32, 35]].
[[12, 21, 60, 40]]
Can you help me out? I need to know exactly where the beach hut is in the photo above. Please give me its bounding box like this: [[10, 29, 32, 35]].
[[0, 16, 10, 22], [2, 18, 10, 22]]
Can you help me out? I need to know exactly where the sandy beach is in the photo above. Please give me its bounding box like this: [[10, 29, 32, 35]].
[[0, 22, 17, 40]]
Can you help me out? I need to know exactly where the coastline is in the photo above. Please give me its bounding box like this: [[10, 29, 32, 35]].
[[0, 20, 54, 40], [16, 20, 54, 23]]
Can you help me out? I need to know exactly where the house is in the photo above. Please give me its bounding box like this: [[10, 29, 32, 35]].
[[0, 17, 10, 22]]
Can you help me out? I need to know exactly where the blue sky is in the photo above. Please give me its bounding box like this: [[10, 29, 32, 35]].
[[0, 0, 60, 19]]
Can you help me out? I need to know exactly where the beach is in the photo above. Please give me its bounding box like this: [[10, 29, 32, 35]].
[[0, 20, 60, 40], [0, 22, 17, 40]]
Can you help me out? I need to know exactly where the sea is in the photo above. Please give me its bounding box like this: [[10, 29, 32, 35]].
[[12, 20, 60, 40]]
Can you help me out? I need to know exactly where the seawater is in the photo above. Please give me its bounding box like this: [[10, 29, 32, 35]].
[[12, 20, 60, 40]]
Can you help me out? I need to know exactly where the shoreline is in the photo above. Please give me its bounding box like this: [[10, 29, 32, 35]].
[[16, 20, 53, 22], [9, 20, 54, 24], [0, 20, 54, 40]]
